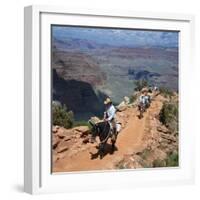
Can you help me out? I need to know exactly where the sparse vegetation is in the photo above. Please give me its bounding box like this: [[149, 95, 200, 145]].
[[137, 148, 152, 160], [153, 151, 178, 167], [165, 151, 179, 166], [134, 79, 149, 91], [52, 103, 74, 129], [115, 160, 126, 169], [129, 94, 137, 104], [159, 101, 178, 132], [159, 87, 174, 98], [153, 159, 167, 167]]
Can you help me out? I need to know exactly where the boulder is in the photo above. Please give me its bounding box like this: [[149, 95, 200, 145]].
[[74, 126, 90, 137], [57, 131, 66, 139], [57, 145, 69, 153], [160, 133, 176, 142], [117, 96, 130, 112], [52, 125, 60, 134], [82, 137, 90, 144], [52, 126, 57, 134], [124, 96, 130, 104], [56, 140, 70, 153], [64, 136, 71, 142], [117, 102, 127, 112], [56, 127, 74, 138], [157, 126, 170, 134]]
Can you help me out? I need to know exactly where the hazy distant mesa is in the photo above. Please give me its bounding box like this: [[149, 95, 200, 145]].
[[52, 26, 179, 48]]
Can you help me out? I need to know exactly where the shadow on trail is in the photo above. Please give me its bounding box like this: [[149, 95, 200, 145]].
[[89, 143, 118, 160]]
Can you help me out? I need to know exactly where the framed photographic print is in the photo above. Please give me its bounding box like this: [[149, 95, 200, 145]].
[[24, 5, 195, 194]]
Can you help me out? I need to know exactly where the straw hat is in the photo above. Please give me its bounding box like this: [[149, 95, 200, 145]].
[[104, 98, 112, 105]]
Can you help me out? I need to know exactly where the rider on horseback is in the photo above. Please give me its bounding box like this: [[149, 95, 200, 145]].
[[138, 89, 149, 118], [144, 91, 151, 108], [103, 98, 117, 136], [139, 88, 151, 108], [139, 92, 146, 108]]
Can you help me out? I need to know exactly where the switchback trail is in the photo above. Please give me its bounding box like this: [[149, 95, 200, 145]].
[[53, 95, 163, 172]]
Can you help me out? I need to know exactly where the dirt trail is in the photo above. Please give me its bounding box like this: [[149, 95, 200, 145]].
[[53, 95, 163, 172]]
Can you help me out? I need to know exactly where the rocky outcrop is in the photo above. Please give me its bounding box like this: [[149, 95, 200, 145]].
[[52, 125, 93, 163], [53, 69, 106, 120], [117, 96, 130, 111], [115, 94, 178, 169]]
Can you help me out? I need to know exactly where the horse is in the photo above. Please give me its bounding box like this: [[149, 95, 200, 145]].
[[138, 103, 146, 119], [89, 120, 119, 159], [138, 96, 151, 118]]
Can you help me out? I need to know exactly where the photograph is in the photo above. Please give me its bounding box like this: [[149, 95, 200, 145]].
[[51, 25, 179, 173]]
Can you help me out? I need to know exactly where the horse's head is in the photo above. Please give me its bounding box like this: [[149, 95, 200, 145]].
[[88, 119, 99, 142]]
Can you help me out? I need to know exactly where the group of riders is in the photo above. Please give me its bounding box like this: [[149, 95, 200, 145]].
[[101, 86, 158, 137], [89, 86, 158, 158]]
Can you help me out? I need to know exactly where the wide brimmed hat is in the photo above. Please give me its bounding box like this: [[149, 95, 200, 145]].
[[104, 98, 112, 105]]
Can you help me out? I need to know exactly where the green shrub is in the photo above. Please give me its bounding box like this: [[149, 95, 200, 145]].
[[134, 79, 149, 91], [137, 148, 151, 160], [159, 87, 174, 98], [52, 103, 74, 129], [153, 159, 167, 167], [129, 94, 137, 104], [165, 151, 179, 167], [159, 102, 178, 132], [153, 152, 178, 167]]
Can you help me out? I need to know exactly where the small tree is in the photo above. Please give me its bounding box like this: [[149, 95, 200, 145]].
[[159, 87, 174, 98], [159, 102, 178, 133], [52, 103, 74, 129], [134, 79, 149, 91]]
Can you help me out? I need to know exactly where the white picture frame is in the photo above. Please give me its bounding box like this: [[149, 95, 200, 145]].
[[24, 5, 195, 194]]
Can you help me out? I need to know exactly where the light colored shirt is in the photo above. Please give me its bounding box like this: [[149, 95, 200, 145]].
[[105, 105, 116, 121], [144, 95, 149, 103], [139, 95, 145, 104]]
